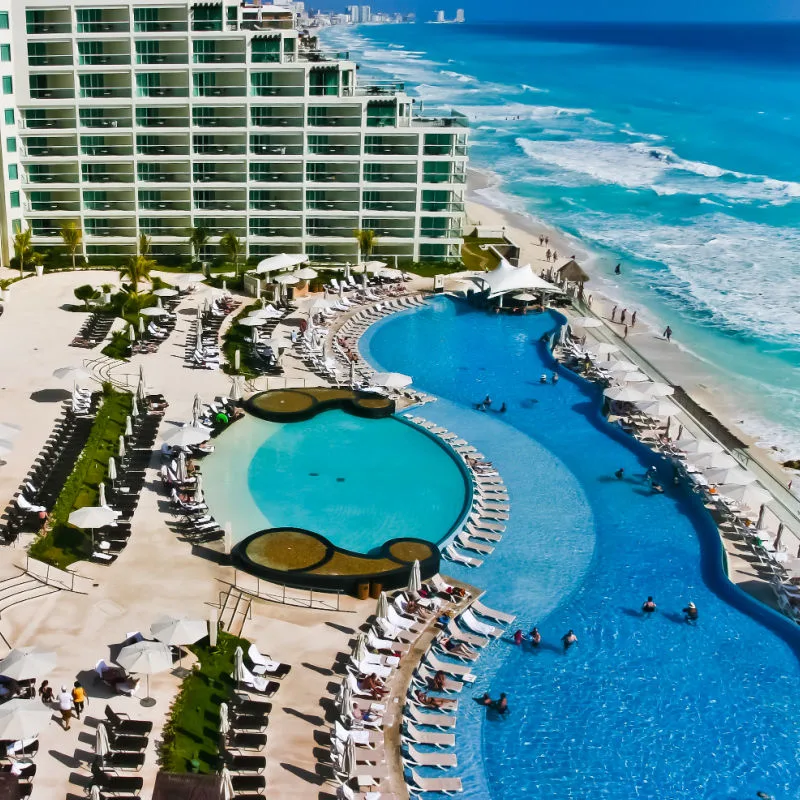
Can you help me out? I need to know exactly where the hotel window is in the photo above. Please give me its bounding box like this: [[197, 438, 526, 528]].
[[12, 219, 21, 234], [8, 164, 18, 180], [2, 76, 12, 95], [4, 108, 13, 124], [10, 190, 19, 208], [6, 136, 15, 152], [0, 45, 10, 62], [251, 37, 280, 63], [0, 12, 8, 29]]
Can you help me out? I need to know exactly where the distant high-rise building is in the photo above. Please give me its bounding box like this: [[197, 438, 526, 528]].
[[435, 9, 445, 23], [455, 8, 465, 22], [347, 4, 359, 22], [360, 5, 371, 22]]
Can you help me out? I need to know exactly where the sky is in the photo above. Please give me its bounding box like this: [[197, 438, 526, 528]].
[[353, 0, 800, 22]]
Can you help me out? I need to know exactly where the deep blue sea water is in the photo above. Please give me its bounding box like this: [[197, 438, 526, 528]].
[[363, 297, 800, 800], [320, 22, 800, 460]]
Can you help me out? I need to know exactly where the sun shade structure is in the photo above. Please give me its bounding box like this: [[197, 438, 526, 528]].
[[150, 615, 207, 647], [603, 386, 648, 403], [116, 640, 173, 705], [716, 483, 772, 509], [53, 365, 93, 383], [370, 372, 413, 389], [255, 253, 307, 273], [703, 467, 757, 486], [0, 647, 57, 680], [0, 699, 53, 740], [472, 259, 562, 299], [571, 315, 603, 329], [162, 425, 211, 447]]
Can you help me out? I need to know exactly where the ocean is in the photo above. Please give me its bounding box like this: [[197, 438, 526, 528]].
[[318, 22, 800, 461]]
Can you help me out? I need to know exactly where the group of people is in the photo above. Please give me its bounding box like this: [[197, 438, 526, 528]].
[[642, 597, 699, 624], [511, 627, 577, 652], [539, 372, 559, 384], [476, 395, 507, 413], [614, 465, 664, 494], [38, 680, 87, 730], [475, 691, 509, 714]]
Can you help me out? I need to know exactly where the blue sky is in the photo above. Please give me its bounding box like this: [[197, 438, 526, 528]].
[[363, 0, 800, 22]]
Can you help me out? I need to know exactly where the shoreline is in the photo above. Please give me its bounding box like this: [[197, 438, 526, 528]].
[[464, 168, 800, 494]]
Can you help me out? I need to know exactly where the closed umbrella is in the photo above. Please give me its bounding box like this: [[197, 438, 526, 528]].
[[221, 766, 235, 800], [194, 474, 204, 505], [673, 438, 723, 455], [407, 560, 421, 594], [107, 457, 117, 486], [338, 682, 353, 718], [130, 394, 139, 418], [233, 646, 247, 685], [128, 324, 136, 341], [704, 467, 756, 486], [603, 386, 647, 403], [163, 425, 210, 448], [636, 399, 681, 419], [352, 634, 368, 665], [571, 316, 603, 328], [370, 372, 412, 389], [219, 702, 229, 737], [138, 316, 145, 336], [91, 786, 101, 800], [124, 416, 133, 438], [176, 451, 187, 483], [116, 640, 173, 707], [98, 482, 107, 508], [341, 737, 356, 777], [0, 647, 57, 680], [192, 394, 204, 422], [96, 722, 110, 758], [687, 451, 738, 470], [229, 376, 243, 402], [0, 699, 52, 740], [118, 435, 126, 460], [137, 374, 147, 404], [375, 591, 389, 620]]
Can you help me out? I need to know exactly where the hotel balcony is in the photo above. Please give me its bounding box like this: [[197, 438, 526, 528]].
[[84, 190, 137, 213], [193, 218, 247, 238], [362, 190, 416, 213], [25, 9, 72, 35], [193, 163, 247, 183], [24, 166, 80, 185], [305, 242, 358, 264], [420, 219, 463, 239], [366, 101, 398, 129], [363, 163, 418, 184], [251, 106, 304, 129], [307, 134, 361, 157], [30, 218, 80, 238], [137, 135, 191, 157], [250, 36, 283, 63], [422, 190, 465, 213], [424, 132, 469, 157], [21, 110, 76, 131], [80, 136, 134, 158], [137, 73, 190, 98], [305, 217, 360, 238], [138, 190, 191, 212], [79, 73, 131, 99], [85, 218, 138, 239], [248, 190, 303, 212], [27, 42, 73, 68], [193, 134, 247, 156], [134, 8, 189, 33], [306, 190, 359, 212], [136, 41, 188, 65], [250, 134, 303, 156], [412, 111, 469, 129], [365, 135, 419, 157], [250, 217, 303, 238], [353, 81, 405, 98], [82, 108, 133, 130], [193, 40, 246, 64], [78, 41, 131, 66], [194, 107, 247, 128], [25, 190, 80, 213], [362, 218, 416, 238], [82, 164, 136, 184], [29, 75, 75, 101], [423, 163, 466, 184], [86, 243, 137, 261], [250, 70, 304, 97], [76, 8, 130, 34], [306, 163, 360, 184], [137, 107, 191, 128], [241, 10, 294, 32], [191, 6, 223, 32], [137, 163, 190, 183], [193, 73, 246, 98], [139, 216, 191, 237], [250, 163, 304, 183], [307, 106, 362, 128], [194, 190, 247, 212], [20, 136, 78, 159]]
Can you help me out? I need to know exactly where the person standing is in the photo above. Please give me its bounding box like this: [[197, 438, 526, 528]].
[[545, 249, 551, 262], [552, 250, 558, 261], [620, 308, 627, 325], [623, 324, 629, 339], [611, 305, 617, 322], [664, 325, 673, 342], [72, 681, 87, 720], [561, 630, 578, 652], [57, 686, 73, 730], [614, 263, 621, 274], [682, 602, 698, 624], [631, 310, 637, 327], [38, 680, 54, 705]]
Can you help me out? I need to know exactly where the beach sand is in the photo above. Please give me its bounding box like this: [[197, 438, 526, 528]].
[[465, 168, 800, 513]]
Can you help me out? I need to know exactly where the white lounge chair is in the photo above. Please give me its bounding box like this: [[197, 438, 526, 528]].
[[414, 664, 462, 694], [455, 532, 494, 555], [404, 743, 457, 769], [350, 657, 393, 681], [403, 722, 454, 749], [445, 617, 488, 648], [461, 608, 502, 638], [408, 768, 462, 794], [467, 515, 505, 532], [337, 782, 398, 800], [444, 545, 483, 568], [385, 607, 426, 635], [472, 600, 516, 625], [425, 653, 473, 678], [333, 720, 383, 748], [464, 524, 502, 543], [405, 702, 456, 729]]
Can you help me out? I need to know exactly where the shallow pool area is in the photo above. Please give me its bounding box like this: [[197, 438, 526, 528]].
[[363, 296, 800, 800], [202, 409, 468, 554]]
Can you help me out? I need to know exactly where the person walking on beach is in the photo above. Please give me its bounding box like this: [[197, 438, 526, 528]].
[[72, 681, 86, 720], [57, 686, 73, 730], [620, 308, 627, 325], [545, 249, 551, 262], [552, 250, 558, 261], [631, 310, 637, 327], [545, 236, 549, 246], [611, 305, 617, 322], [539, 235, 544, 246], [615, 263, 621, 274], [623, 324, 629, 339], [664, 325, 673, 342]]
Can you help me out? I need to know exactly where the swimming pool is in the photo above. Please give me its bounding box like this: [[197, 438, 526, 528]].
[[363, 297, 800, 800], [202, 409, 468, 554]]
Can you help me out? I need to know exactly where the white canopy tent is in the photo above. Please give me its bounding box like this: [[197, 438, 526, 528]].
[[471, 259, 562, 302]]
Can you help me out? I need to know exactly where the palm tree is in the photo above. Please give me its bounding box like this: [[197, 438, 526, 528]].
[[119, 254, 153, 297], [13, 228, 41, 279], [138, 232, 152, 259], [189, 225, 210, 265], [60, 223, 83, 271], [353, 228, 378, 263], [220, 231, 243, 275]]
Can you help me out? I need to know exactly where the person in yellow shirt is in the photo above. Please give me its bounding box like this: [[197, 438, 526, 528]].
[[71, 681, 87, 720]]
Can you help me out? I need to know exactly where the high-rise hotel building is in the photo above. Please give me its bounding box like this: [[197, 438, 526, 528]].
[[0, 1, 467, 266]]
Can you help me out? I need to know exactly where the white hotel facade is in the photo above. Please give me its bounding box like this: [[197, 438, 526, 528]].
[[0, 0, 467, 266]]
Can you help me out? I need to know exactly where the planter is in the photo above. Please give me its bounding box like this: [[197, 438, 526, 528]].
[[35, 265, 44, 277]]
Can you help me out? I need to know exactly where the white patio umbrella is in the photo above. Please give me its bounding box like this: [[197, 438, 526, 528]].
[[238, 317, 264, 328], [716, 483, 772, 509], [0, 422, 22, 440], [221, 766, 235, 800], [704, 467, 756, 486], [229, 375, 243, 402], [176, 451, 188, 482], [98, 482, 107, 507], [687, 451, 738, 470], [116, 640, 173, 706], [96, 722, 110, 758], [163, 425, 210, 448], [338, 682, 353, 718], [607, 359, 639, 373], [341, 737, 356, 777], [0, 647, 57, 680], [219, 702, 229, 736], [275, 274, 299, 286], [614, 371, 649, 383], [255, 253, 307, 274], [363, 260, 387, 272], [352, 634, 368, 664], [138, 316, 146, 336], [194, 474, 204, 505], [673, 438, 723, 455], [140, 306, 167, 317], [641, 381, 675, 398], [590, 342, 620, 357], [294, 267, 318, 280], [69, 505, 118, 548], [124, 416, 133, 438], [636, 399, 681, 418], [131, 394, 139, 418], [151, 614, 207, 647], [0, 699, 53, 740], [53, 365, 93, 384], [603, 386, 647, 402], [375, 591, 389, 620], [571, 315, 603, 328], [107, 457, 117, 486], [407, 560, 421, 594], [370, 372, 412, 389], [118, 435, 126, 459], [153, 288, 179, 298]]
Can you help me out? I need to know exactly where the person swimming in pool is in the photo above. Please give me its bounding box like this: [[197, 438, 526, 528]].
[[682, 602, 698, 624], [561, 630, 578, 651], [615, 468, 625, 480], [475, 692, 493, 706], [642, 597, 656, 614], [529, 627, 541, 647], [491, 693, 509, 714], [499, 402, 507, 413], [651, 481, 664, 494]]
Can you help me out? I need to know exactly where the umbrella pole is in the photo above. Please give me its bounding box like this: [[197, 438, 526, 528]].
[[141, 674, 156, 707]]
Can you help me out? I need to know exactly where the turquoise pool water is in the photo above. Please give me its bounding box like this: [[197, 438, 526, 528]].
[[363, 297, 800, 800], [202, 411, 467, 553]]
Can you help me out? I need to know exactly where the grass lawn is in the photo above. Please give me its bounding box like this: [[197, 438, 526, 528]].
[[159, 632, 250, 774], [29, 389, 132, 568], [403, 261, 465, 278], [461, 241, 500, 272]]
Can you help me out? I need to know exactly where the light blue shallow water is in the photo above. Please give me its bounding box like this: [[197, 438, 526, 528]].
[[243, 411, 467, 553], [321, 22, 800, 459], [362, 297, 800, 800]]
